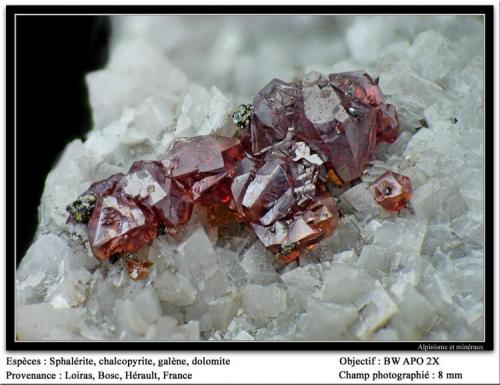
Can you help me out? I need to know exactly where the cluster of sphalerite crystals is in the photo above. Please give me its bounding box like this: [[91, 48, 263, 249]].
[[67, 68, 398, 266], [231, 69, 399, 263], [17, 16, 484, 341], [82, 136, 243, 262]]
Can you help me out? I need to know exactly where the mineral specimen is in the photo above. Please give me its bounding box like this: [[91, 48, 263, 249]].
[[296, 71, 399, 184], [231, 104, 254, 129], [370, 170, 413, 212], [87, 194, 158, 261], [65, 193, 97, 223], [124, 160, 192, 229], [19, 16, 484, 343], [68, 70, 400, 266], [248, 78, 301, 154], [160, 135, 244, 205]]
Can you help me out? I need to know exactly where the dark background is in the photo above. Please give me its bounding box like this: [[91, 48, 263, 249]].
[[16, 16, 110, 261]]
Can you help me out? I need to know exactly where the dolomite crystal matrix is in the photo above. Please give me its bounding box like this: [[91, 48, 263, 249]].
[[17, 16, 484, 341]]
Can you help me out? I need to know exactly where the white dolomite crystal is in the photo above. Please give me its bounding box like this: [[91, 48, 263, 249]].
[[16, 15, 484, 341]]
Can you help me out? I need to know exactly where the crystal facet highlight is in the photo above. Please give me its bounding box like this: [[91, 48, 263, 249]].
[[370, 170, 413, 212], [69, 70, 400, 265]]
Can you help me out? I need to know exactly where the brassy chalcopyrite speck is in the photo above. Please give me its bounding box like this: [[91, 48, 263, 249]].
[[232, 104, 254, 129], [68, 70, 406, 268]]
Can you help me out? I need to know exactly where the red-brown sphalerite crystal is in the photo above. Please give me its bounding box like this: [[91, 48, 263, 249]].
[[370, 170, 412, 212], [87, 194, 158, 260], [297, 72, 378, 184], [87, 173, 125, 198], [249, 78, 300, 154], [161, 135, 244, 206], [120, 160, 192, 230], [329, 71, 399, 144], [69, 70, 402, 266]]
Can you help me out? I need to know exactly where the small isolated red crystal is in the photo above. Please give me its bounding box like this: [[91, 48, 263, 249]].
[[370, 170, 412, 212], [125, 258, 154, 280], [69, 70, 402, 267]]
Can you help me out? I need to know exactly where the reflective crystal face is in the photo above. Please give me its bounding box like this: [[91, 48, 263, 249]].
[[329, 71, 384, 106], [230, 157, 258, 214], [71, 70, 401, 266], [81, 137, 245, 261], [250, 192, 338, 262], [247, 70, 400, 184], [87, 194, 158, 260], [297, 72, 378, 184], [231, 137, 338, 262], [120, 160, 192, 229], [250, 79, 300, 154], [376, 103, 400, 144], [241, 158, 293, 220], [87, 173, 124, 197], [162, 135, 244, 206], [303, 192, 339, 238], [247, 71, 400, 184], [330, 71, 400, 144], [370, 170, 413, 212]]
